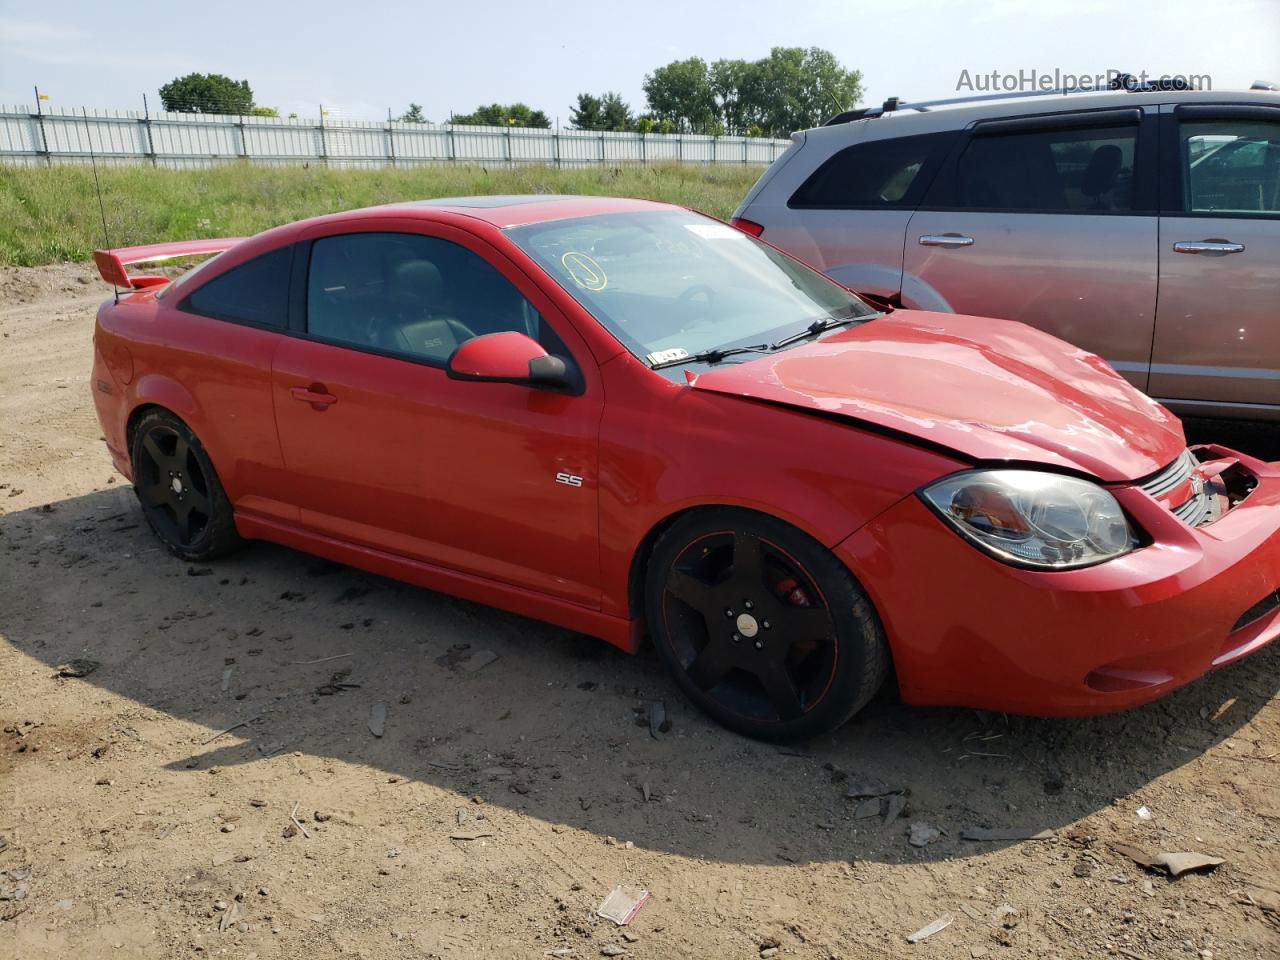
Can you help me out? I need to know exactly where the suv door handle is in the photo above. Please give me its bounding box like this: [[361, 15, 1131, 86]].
[[1172, 240, 1245, 255], [918, 234, 975, 248], [291, 384, 338, 409]]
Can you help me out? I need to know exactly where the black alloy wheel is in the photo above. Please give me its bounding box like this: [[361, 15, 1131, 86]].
[[130, 410, 241, 561], [647, 508, 888, 741]]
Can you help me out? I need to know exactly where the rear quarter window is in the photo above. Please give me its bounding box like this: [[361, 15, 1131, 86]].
[[180, 246, 292, 328], [788, 132, 956, 209]]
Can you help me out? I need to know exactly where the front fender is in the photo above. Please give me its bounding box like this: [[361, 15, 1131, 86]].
[[596, 362, 969, 619]]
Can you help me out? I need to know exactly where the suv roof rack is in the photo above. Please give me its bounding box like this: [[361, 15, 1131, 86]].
[[825, 88, 1097, 125], [824, 74, 1216, 126]]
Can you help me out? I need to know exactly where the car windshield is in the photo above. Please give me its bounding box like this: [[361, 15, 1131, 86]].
[[505, 210, 877, 369]]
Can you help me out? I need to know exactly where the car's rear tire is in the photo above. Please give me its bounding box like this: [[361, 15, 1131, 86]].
[[130, 410, 241, 562], [645, 508, 889, 741]]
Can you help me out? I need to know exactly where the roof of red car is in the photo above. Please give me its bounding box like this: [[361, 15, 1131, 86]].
[[367, 194, 674, 228]]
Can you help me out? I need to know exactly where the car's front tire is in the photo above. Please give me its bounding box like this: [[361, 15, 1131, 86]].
[[645, 508, 889, 741], [130, 410, 241, 562]]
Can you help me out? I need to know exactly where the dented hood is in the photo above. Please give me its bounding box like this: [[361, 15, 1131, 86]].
[[691, 311, 1185, 483]]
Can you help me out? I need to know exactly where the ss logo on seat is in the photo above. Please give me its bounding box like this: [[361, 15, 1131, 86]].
[[555, 472, 584, 487]]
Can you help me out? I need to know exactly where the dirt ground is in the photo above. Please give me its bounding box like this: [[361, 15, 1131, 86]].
[[1, 262, 1278, 960]]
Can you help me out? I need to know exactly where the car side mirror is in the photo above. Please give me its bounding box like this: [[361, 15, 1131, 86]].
[[446, 331, 571, 389]]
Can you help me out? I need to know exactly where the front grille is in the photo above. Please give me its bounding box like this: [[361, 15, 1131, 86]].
[[1138, 449, 1219, 527], [1171, 488, 1214, 526], [1140, 450, 1197, 499]]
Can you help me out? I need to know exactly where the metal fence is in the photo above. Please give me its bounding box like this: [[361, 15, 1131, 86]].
[[0, 104, 791, 168]]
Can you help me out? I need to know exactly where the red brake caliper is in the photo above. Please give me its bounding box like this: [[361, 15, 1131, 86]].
[[775, 576, 812, 608], [774, 576, 820, 660]]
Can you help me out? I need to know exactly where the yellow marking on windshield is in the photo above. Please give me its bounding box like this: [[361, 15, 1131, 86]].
[[561, 251, 608, 291]]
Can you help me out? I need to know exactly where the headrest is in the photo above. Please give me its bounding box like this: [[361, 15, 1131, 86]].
[[390, 259, 443, 305], [1081, 144, 1123, 198]]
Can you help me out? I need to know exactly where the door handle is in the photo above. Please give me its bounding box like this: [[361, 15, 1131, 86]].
[[290, 384, 338, 409], [918, 234, 975, 248], [1172, 240, 1245, 255]]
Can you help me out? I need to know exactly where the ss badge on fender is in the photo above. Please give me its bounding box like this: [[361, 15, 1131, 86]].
[[555, 472, 584, 488]]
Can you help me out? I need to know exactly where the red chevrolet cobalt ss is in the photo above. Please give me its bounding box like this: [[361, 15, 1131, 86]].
[[90, 196, 1280, 740]]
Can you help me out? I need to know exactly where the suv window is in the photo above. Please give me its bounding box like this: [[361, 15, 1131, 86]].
[[789, 132, 955, 209], [305, 232, 569, 366], [1182, 119, 1280, 214], [181, 246, 291, 327], [947, 124, 1138, 213]]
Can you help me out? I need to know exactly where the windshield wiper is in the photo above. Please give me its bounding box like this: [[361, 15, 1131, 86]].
[[649, 343, 773, 370], [770, 311, 877, 350]]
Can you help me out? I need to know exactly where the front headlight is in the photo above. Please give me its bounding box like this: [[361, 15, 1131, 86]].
[[920, 470, 1138, 569]]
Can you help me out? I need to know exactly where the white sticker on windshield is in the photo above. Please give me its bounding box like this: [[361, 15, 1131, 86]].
[[646, 347, 690, 366], [684, 223, 741, 240]]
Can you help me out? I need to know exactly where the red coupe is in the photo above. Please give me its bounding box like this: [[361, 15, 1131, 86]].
[[90, 196, 1280, 740]]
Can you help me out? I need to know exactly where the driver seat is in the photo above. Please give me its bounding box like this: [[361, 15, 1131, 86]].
[[376, 259, 475, 362]]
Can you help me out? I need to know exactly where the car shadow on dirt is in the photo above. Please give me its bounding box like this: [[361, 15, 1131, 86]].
[[3, 485, 1277, 868]]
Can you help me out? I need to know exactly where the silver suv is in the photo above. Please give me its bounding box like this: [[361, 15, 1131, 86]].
[[732, 84, 1280, 421]]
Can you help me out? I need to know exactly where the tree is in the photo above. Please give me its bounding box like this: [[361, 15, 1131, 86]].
[[642, 58, 717, 132], [248, 106, 279, 117], [641, 47, 863, 137], [600, 92, 632, 132], [569, 93, 603, 130], [753, 47, 863, 135], [636, 115, 675, 134], [710, 58, 754, 134], [400, 103, 427, 123], [451, 103, 550, 128], [159, 73, 254, 114], [570, 91, 633, 131]]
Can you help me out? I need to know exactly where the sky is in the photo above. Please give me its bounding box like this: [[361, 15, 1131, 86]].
[[2, 0, 1278, 124]]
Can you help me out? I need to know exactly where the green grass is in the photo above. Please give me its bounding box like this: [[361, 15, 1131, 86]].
[[0, 162, 764, 266]]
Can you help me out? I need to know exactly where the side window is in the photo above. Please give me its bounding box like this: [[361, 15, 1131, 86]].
[[788, 132, 956, 209], [1181, 119, 1280, 214], [305, 232, 568, 366], [181, 246, 291, 327], [950, 124, 1138, 212]]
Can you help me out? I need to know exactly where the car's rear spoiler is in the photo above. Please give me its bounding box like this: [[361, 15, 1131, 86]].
[[93, 238, 245, 289]]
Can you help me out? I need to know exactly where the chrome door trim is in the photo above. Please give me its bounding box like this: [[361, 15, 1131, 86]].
[[1150, 361, 1280, 381], [1160, 396, 1280, 422]]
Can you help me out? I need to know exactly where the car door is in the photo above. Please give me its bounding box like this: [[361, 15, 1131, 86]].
[[765, 130, 957, 298], [271, 219, 603, 606], [1149, 104, 1280, 413], [902, 109, 1159, 391]]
